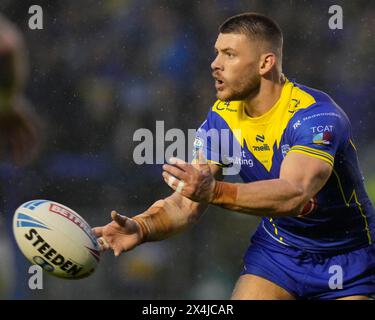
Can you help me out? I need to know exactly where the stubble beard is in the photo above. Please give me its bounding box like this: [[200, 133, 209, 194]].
[[216, 73, 261, 102]]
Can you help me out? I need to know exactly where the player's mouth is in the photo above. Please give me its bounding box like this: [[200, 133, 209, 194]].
[[214, 78, 225, 90], [213, 71, 226, 90]]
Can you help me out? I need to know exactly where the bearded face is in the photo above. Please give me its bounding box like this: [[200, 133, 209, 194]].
[[211, 33, 263, 101]]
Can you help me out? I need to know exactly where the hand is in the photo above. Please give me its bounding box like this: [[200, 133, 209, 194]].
[[92, 210, 143, 256], [162, 150, 216, 203]]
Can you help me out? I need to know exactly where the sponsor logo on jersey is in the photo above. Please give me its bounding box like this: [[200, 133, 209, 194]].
[[192, 137, 204, 159], [303, 112, 340, 121], [253, 135, 270, 151], [193, 137, 204, 149], [311, 125, 334, 134], [256, 134, 265, 143], [293, 120, 301, 130], [253, 144, 271, 152], [227, 151, 254, 167], [281, 144, 291, 158], [216, 101, 237, 112], [313, 132, 332, 145], [288, 99, 300, 113]]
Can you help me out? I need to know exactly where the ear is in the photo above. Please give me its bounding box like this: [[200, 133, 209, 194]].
[[259, 53, 277, 76]]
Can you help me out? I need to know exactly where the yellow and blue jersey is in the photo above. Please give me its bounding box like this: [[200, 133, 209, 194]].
[[195, 78, 375, 253]]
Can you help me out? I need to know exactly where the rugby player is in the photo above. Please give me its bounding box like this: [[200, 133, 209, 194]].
[[93, 13, 375, 300]]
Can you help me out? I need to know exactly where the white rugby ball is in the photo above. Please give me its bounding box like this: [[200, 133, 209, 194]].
[[13, 200, 100, 279]]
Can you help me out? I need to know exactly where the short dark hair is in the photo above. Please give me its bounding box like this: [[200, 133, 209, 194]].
[[219, 12, 283, 58]]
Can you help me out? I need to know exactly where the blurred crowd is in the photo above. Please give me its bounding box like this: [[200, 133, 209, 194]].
[[0, 0, 374, 299]]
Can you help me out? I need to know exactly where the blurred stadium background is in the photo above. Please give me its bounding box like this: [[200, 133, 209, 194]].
[[0, 0, 374, 299]]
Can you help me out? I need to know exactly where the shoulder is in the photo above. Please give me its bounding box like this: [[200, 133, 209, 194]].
[[290, 82, 350, 126], [293, 82, 335, 105], [285, 82, 352, 149]]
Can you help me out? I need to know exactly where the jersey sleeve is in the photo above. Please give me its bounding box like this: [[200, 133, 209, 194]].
[[286, 103, 350, 167]]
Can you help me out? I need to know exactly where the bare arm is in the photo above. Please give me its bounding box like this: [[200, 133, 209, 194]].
[[211, 152, 332, 216], [134, 162, 223, 240], [92, 163, 222, 255], [162, 151, 332, 218]]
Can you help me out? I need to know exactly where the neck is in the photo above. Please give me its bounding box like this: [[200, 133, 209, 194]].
[[243, 72, 286, 118]]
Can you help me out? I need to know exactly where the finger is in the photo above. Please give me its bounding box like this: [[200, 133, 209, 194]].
[[92, 227, 103, 237], [175, 180, 185, 194], [111, 210, 128, 227], [98, 237, 110, 251], [162, 172, 180, 190], [162, 164, 188, 181], [97, 238, 105, 251], [113, 244, 123, 257], [168, 157, 190, 171], [162, 172, 178, 191], [167, 174, 176, 188], [163, 172, 185, 194]]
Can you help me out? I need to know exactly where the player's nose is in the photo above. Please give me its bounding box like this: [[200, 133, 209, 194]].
[[211, 55, 223, 71]]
